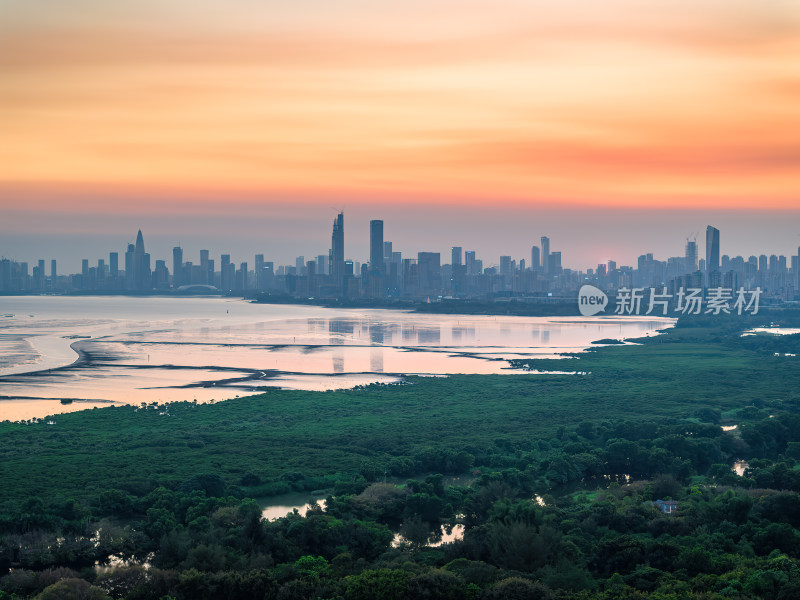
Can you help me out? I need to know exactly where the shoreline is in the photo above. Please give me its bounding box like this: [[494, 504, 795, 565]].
[[0, 335, 84, 378]]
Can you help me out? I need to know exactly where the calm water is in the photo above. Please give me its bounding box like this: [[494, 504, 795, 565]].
[[0, 296, 673, 420]]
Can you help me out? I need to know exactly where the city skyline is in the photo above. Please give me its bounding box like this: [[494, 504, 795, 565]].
[[2, 218, 799, 303], [3, 207, 800, 276]]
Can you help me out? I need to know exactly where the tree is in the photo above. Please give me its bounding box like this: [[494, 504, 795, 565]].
[[343, 569, 410, 600], [484, 577, 552, 600], [405, 570, 465, 600], [35, 578, 111, 600]]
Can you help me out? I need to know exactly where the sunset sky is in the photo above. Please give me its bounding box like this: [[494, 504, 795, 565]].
[[1, 0, 799, 270]]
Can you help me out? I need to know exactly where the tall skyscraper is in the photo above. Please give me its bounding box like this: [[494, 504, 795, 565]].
[[221, 254, 232, 290], [50, 259, 57, 280], [255, 254, 265, 289], [451, 247, 462, 267], [124, 244, 135, 289], [200, 249, 210, 284], [369, 220, 384, 274], [705, 226, 720, 281], [685, 239, 698, 272], [500, 256, 512, 276], [465, 251, 476, 276], [417, 252, 441, 295], [530, 246, 540, 272], [172, 246, 183, 287], [330, 212, 345, 290], [109, 252, 118, 280], [541, 236, 550, 274], [129, 230, 151, 291], [795, 247, 800, 291], [549, 251, 562, 275]]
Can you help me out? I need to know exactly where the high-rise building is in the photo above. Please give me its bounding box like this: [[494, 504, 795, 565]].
[[500, 256, 512, 276], [531, 246, 540, 272], [50, 259, 57, 280], [705, 226, 720, 281], [255, 254, 265, 289], [200, 249, 211, 284], [384, 241, 393, 260], [221, 254, 232, 290], [314, 254, 326, 276], [370, 220, 384, 274], [685, 239, 698, 272], [172, 246, 183, 287], [548, 251, 562, 275], [154, 260, 169, 289], [796, 247, 800, 290], [330, 212, 345, 290], [451, 247, 462, 267], [109, 252, 118, 281], [465, 251, 476, 276], [124, 244, 135, 289], [417, 252, 441, 295], [238, 262, 248, 290], [123, 230, 151, 291], [541, 236, 550, 274]]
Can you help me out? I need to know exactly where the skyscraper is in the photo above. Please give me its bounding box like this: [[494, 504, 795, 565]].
[[330, 212, 345, 290], [369, 220, 384, 274], [417, 252, 441, 295], [451, 247, 462, 267], [541, 237, 550, 274], [500, 256, 512, 276], [465, 251, 476, 276], [130, 230, 151, 291], [549, 251, 562, 275], [797, 247, 800, 286], [172, 246, 183, 287], [705, 226, 720, 282], [255, 254, 265, 289], [531, 246, 540, 272], [795, 247, 800, 292], [221, 254, 232, 290], [109, 252, 118, 280], [685, 239, 698, 272], [200, 249, 210, 284], [125, 244, 135, 290]]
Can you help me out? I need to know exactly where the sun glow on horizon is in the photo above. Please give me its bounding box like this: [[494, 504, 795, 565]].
[[1, 0, 799, 217]]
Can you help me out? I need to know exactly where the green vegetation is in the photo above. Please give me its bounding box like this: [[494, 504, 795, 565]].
[[1, 309, 799, 599]]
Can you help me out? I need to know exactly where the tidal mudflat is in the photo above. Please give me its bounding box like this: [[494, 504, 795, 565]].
[[0, 296, 672, 419]]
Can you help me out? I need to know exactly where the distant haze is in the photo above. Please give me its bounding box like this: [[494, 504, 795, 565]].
[[2, 202, 798, 274]]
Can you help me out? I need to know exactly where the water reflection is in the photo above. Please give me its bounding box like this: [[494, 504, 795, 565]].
[[260, 494, 327, 521], [0, 296, 673, 419], [370, 347, 384, 373]]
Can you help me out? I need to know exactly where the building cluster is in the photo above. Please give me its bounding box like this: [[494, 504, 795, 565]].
[[2, 219, 799, 303]]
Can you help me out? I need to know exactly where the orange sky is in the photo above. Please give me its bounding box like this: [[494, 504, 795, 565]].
[[1, 0, 800, 216]]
